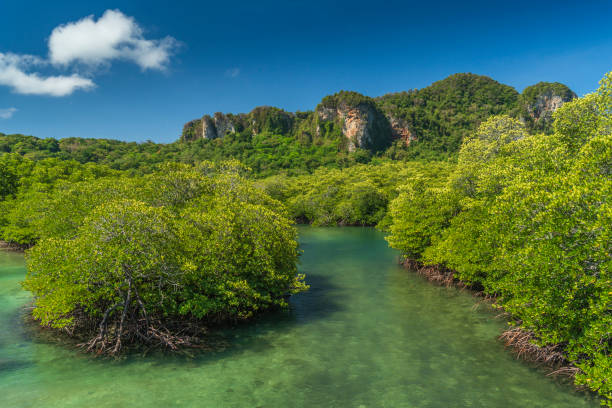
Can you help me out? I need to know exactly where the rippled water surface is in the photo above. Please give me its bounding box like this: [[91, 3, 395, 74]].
[[0, 227, 598, 407]]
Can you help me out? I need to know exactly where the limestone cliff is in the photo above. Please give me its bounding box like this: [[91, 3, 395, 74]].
[[315, 91, 393, 152], [387, 115, 416, 146], [201, 113, 238, 139], [181, 108, 296, 141], [183, 94, 403, 152], [520, 82, 577, 133], [180, 74, 576, 155], [180, 113, 238, 142]]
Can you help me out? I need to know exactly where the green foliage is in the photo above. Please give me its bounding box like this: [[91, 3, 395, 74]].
[[386, 73, 612, 404], [553, 90, 607, 150], [181, 119, 203, 142], [0, 157, 120, 245], [0, 71, 598, 392], [0, 123, 356, 177], [318, 90, 377, 110], [448, 115, 527, 197], [386, 181, 459, 260], [258, 160, 452, 227], [378, 73, 521, 159], [1, 74, 576, 173], [21, 161, 306, 354], [249, 106, 295, 135], [0, 153, 23, 199]]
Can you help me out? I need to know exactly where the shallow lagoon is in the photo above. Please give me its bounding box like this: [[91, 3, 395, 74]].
[[0, 227, 598, 407]]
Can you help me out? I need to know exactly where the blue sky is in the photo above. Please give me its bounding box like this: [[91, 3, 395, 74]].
[[0, 0, 611, 143]]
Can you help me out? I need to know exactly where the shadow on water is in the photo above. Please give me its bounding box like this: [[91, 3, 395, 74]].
[[12, 269, 347, 371], [0, 306, 37, 378], [126, 271, 347, 368], [0, 359, 33, 377]]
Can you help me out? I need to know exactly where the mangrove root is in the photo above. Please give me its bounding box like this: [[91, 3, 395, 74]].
[[499, 327, 575, 375]]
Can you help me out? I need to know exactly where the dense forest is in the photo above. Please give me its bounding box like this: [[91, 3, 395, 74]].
[[0, 72, 609, 404]]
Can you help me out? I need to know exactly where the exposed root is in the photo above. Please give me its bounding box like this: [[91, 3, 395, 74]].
[[547, 366, 582, 377], [70, 269, 211, 356], [401, 259, 464, 288], [0, 240, 31, 251], [77, 318, 208, 356], [499, 327, 569, 368]]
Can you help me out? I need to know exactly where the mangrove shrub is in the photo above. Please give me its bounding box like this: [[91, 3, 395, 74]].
[[23, 162, 307, 355]]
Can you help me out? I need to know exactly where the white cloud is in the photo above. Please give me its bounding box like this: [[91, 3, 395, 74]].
[[49, 9, 178, 70], [0, 53, 94, 97], [0, 107, 17, 119], [0, 10, 176, 97], [225, 68, 240, 78]]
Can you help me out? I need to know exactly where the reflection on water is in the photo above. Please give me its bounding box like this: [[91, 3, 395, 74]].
[[0, 228, 598, 407]]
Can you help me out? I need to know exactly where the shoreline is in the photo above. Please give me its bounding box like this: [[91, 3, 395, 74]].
[[0, 240, 29, 252], [400, 258, 585, 385]]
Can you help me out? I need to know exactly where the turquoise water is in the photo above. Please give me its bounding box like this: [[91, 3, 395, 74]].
[[0, 227, 598, 407]]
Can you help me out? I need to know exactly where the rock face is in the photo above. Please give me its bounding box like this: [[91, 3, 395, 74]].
[[342, 107, 374, 151], [201, 116, 217, 139], [316, 105, 377, 151], [202, 113, 237, 139], [315, 91, 393, 152], [214, 113, 236, 138], [182, 108, 296, 141], [180, 113, 238, 142], [387, 115, 416, 146], [521, 82, 577, 133], [527, 94, 566, 120], [182, 93, 398, 152]]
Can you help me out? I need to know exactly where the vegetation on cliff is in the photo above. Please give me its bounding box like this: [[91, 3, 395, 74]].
[[1, 73, 577, 174], [378, 73, 521, 159]]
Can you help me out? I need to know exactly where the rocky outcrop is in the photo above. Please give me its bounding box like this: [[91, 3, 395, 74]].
[[387, 115, 416, 146], [315, 91, 393, 152], [316, 105, 377, 151], [527, 94, 566, 120], [214, 113, 237, 137], [181, 119, 203, 142], [181, 108, 296, 141], [183, 93, 397, 152], [521, 82, 577, 133], [201, 116, 217, 139], [181, 75, 576, 152], [201, 113, 237, 139]]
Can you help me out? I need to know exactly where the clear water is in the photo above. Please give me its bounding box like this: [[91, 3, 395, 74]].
[[0, 227, 598, 407]]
